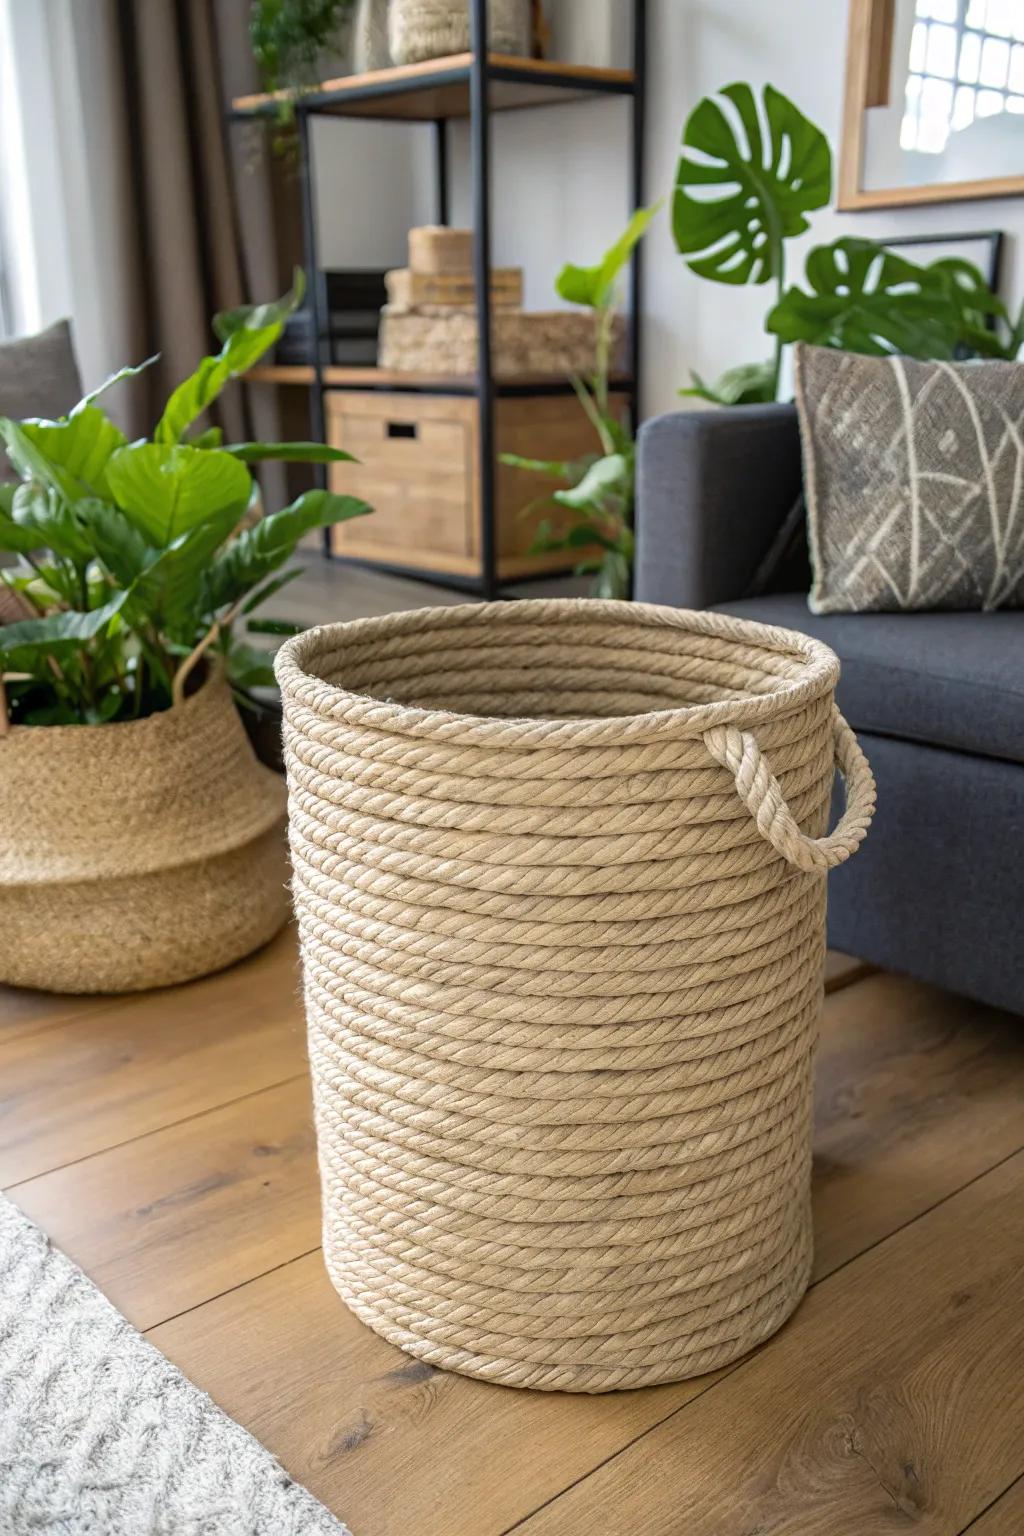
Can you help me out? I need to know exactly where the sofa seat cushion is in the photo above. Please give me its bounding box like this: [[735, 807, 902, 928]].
[[715, 593, 1024, 767]]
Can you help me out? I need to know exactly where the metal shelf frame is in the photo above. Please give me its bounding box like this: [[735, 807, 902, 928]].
[[229, 0, 647, 599]]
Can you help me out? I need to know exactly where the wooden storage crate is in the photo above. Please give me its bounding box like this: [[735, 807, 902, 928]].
[[325, 388, 627, 581]]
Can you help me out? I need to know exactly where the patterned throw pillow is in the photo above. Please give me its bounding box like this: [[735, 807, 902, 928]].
[[794, 342, 1024, 613]]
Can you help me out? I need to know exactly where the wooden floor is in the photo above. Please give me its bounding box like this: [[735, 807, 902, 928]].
[[277, 546, 589, 629], [2, 935, 1023, 1535]]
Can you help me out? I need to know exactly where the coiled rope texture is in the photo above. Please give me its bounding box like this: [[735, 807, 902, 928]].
[[276, 601, 876, 1393]]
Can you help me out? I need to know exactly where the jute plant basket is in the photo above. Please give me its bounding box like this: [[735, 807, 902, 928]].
[[276, 601, 876, 1392], [389, 0, 531, 64], [0, 668, 290, 994]]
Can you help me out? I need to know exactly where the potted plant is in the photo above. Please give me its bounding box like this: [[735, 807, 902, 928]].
[[0, 275, 371, 995], [250, 0, 357, 147], [503, 205, 657, 599], [510, 86, 1021, 601], [673, 82, 1023, 405]]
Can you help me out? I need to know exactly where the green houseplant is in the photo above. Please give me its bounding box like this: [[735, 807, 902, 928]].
[[251, 0, 356, 91], [673, 82, 1024, 405], [250, 0, 356, 144], [0, 272, 368, 726], [503, 205, 658, 599], [0, 274, 371, 995]]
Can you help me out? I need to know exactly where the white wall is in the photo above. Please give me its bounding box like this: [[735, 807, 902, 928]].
[[313, 0, 1024, 421], [314, 118, 436, 267], [0, 0, 74, 337]]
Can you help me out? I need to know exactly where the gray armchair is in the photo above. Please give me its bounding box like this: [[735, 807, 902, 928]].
[[636, 404, 1024, 1016]]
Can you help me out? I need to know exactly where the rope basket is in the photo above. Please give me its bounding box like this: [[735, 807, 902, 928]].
[[0, 668, 289, 994], [276, 600, 875, 1392], [389, 0, 531, 64]]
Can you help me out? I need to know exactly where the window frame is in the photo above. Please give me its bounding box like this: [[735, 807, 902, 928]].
[[840, 0, 1024, 208], [900, 0, 1024, 155]]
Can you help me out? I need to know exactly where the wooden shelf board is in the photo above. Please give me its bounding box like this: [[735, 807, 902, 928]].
[[248, 364, 473, 388], [326, 540, 586, 585], [247, 365, 320, 386], [230, 54, 635, 123], [247, 364, 631, 393]]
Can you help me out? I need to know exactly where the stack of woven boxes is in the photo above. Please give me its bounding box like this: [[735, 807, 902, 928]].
[[327, 223, 624, 580], [379, 225, 621, 376]]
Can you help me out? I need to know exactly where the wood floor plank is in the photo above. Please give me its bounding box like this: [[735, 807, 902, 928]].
[[515, 1152, 1024, 1536], [0, 987, 124, 1047], [146, 973, 1022, 1536], [151, 1251, 712, 1536], [9, 1077, 319, 1329], [823, 951, 874, 992], [962, 1476, 1024, 1535], [812, 974, 1024, 1279], [0, 928, 306, 1185]]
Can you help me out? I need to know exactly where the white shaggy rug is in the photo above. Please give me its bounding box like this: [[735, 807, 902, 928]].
[[0, 1193, 350, 1535]]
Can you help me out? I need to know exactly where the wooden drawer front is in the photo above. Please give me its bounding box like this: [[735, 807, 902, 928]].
[[326, 392, 477, 564], [495, 392, 629, 575]]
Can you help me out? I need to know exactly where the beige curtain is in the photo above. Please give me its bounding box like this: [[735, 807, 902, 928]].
[[109, 0, 299, 460]]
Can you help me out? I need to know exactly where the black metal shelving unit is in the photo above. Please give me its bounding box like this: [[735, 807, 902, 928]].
[[228, 0, 647, 599]]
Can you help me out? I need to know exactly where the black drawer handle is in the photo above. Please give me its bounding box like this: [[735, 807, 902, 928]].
[[387, 421, 418, 439]]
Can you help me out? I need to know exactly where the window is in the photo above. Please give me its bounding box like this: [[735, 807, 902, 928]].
[[0, 202, 12, 340], [0, 11, 14, 338], [901, 0, 1024, 153]]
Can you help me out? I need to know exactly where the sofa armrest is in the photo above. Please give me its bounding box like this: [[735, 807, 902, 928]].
[[635, 403, 803, 609]]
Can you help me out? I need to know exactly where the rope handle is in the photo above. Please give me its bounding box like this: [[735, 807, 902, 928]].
[[703, 705, 876, 874]]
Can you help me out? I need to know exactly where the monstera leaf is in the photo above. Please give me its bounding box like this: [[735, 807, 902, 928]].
[[927, 257, 1014, 359], [766, 238, 962, 358], [674, 83, 832, 286], [680, 360, 777, 406]]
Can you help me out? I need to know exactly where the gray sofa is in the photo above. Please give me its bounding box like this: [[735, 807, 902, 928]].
[[636, 403, 1024, 1016]]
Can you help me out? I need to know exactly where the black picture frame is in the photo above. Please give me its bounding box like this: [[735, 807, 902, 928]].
[[880, 230, 1004, 292]]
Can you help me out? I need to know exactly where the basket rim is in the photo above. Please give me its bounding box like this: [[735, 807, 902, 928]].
[[0, 664, 285, 886], [0, 657, 223, 743], [275, 599, 840, 749]]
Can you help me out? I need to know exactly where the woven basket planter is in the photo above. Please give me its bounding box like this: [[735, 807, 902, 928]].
[[0, 669, 290, 994], [389, 0, 531, 64], [276, 601, 875, 1392]]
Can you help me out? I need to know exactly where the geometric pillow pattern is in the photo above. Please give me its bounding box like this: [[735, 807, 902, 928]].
[[794, 341, 1024, 613]]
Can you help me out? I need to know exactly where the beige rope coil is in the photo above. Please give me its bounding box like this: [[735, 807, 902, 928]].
[[276, 600, 875, 1392]]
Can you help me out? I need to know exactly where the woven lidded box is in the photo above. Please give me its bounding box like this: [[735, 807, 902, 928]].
[[408, 226, 473, 275], [379, 306, 624, 377], [390, 0, 531, 64]]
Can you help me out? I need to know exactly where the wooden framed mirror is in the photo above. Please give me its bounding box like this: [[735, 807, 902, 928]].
[[840, 0, 1024, 208]]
